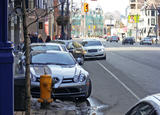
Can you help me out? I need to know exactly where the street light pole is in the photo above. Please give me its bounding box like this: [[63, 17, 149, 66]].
[[0, 0, 14, 115]]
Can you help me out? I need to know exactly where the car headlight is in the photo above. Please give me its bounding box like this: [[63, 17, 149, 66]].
[[79, 74, 86, 82], [98, 49, 104, 52], [73, 74, 86, 83], [31, 74, 37, 82], [73, 75, 79, 83]]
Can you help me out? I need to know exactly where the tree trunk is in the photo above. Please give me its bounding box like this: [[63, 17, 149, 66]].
[[22, 0, 31, 115]]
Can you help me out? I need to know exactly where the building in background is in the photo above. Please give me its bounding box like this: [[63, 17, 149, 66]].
[[8, 0, 56, 46], [127, 0, 160, 41], [139, 3, 159, 39], [71, 5, 104, 38]]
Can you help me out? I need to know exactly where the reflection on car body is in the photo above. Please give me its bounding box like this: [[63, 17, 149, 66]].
[[30, 51, 92, 100]]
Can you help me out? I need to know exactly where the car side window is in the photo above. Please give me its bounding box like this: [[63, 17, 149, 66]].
[[126, 102, 156, 115]]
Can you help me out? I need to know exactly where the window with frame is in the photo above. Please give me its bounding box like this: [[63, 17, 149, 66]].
[[148, 19, 150, 26], [151, 18, 155, 26], [151, 10, 155, 16], [131, 4, 136, 9]]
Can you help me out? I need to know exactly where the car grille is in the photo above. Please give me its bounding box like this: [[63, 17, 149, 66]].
[[88, 49, 97, 53], [36, 77, 60, 84], [54, 88, 80, 94], [62, 78, 73, 83]]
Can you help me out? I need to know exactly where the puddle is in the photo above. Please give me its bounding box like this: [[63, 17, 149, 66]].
[[31, 97, 109, 115]]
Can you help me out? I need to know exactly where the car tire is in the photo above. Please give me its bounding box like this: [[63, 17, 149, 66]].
[[86, 79, 92, 98], [101, 55, 106, 60], [79, 79, 92, 101]]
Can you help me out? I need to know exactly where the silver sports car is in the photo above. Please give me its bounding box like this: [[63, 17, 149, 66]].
[[30, 51, 92, 100]]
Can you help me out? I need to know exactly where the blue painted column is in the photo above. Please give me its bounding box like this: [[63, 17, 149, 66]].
[[0, 0, 14, 115]]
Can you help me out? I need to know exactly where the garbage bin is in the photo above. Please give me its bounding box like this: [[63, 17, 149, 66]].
[[14, 76, 25, 111]]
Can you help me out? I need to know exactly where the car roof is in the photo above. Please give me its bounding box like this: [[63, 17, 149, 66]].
[[30, 43, 61, 46], [82, 39, 101, 41], [31, 50, 69, 55]]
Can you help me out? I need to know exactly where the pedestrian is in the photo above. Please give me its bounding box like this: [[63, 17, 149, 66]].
[[38, 34, 43, 43], [45, 35, 51, 42], [29, 33, 35, 43]]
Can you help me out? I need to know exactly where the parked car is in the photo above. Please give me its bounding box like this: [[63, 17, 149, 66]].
[[126, 93, 160, 115], [147, 36, 159, 43], [140, 37, 152, 45], [122, 37, 135, 45], [81, 39, 106, 59], [106, 36, 111, 41], [110, 36, 119, 42], [51, 40, 86, 65], [24, 51, 92, 100]]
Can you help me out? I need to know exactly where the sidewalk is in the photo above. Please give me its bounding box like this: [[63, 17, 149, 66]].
[[14, 98, 95, 115]]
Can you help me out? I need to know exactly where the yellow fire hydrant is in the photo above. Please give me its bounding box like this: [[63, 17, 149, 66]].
[[38, 75, 53, 106]]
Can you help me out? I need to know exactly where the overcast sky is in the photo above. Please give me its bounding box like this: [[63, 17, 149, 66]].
[[74, 0, 129, 15]]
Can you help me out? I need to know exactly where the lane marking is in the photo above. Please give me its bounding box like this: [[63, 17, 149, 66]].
[[97, 61, 140, 101]]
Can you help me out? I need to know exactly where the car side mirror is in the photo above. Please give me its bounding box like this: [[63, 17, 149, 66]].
[[76, 57, 84, 65]]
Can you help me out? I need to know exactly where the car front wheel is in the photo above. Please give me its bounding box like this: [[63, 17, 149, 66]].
[[79, 79, 92, 101]]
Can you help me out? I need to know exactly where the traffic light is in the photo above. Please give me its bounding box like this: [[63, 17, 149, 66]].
[[84, 3, 89, 12]]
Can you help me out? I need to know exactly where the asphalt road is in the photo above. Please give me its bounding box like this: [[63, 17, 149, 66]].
[[82, 41, 160, 115]]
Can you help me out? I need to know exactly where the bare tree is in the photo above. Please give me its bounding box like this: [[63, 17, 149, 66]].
[[9, 1, 63, 114]]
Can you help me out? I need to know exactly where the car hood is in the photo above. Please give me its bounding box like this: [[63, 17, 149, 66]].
[[84, 46, 104, 50], [30, 64, 88, 88]]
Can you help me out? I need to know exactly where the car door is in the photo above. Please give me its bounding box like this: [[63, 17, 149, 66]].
[[126, 102, 157, 115]]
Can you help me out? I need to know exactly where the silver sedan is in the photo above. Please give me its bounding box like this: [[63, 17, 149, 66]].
[[81, 39, 106, 59]]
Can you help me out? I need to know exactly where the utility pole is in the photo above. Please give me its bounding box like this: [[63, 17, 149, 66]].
[[136, 14, 138, 42], [70, 0, 73, 39], [80, 0, 83, 37], [22, 0, 31, 115], [84, 0, 86, 38], [66, 0, 70, 39], [156, 8, 158, 39], [53, 0, 59, 40]]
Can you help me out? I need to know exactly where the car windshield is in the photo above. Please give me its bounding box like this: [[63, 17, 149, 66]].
[[31, 52, 76, 65], [112, 36, 118, 39], [82, 41, 102, 47], [31, 45, 61, 51]]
